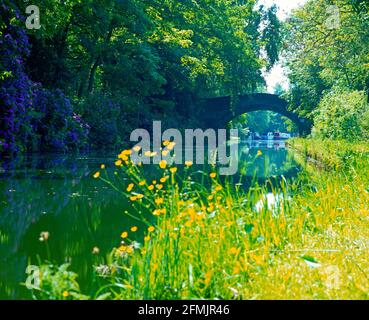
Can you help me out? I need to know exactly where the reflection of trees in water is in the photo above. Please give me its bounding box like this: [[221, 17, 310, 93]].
[[0, 155, 126, 298], [238, 142, 300, 179]]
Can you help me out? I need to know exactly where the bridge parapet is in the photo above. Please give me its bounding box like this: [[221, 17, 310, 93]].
[[199, 93, 312, 136]]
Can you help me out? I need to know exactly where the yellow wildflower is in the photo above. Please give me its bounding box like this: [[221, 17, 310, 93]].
[[167, 142, 176, 150], [93, 172, 100, 179], [155, 197, 164, 205], [160, 176, 168, 183], [210, 172, 217, 179], [159, 160, 167, 169], [133, 146, 141, 152], [144, 151, 151, 157], [130, 196, 137, 201], [126, 183, 134, 192], [185, 161, 193, 167], [257, 150, 263, 157], [121, 231, 128, 239], [122, 149, 132, 155], [162, 150, 169, 156], [131, 226, 138, 232], [144, 236, 151, 242], [118, 245, 127, 252], [148, 185, 155, 191], [229, 247, 240, 255], [115, 160, 123, 166], [100, 164, 105, 169], [156, 184, 163, 190], [148, 226, 155, 232], [118, 153, 128, 161], [139, 181, 146, 186], [170, 167, 178, 173], [62, 291, 69, 298], [163, 140, 171, 146]]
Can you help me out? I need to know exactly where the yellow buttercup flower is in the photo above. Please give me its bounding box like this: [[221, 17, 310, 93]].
[[121, 149, 132, 155], [139, 181, 146, 186], [62, 291, 69, 298], [159, 160, 167, 169], [210, 172, 216, 178], [115, 160, 123, 166], [163, 140, 171, 146], [136, 194, 144, 199], [148, 226, 155, 232], [93, 172, 100, 179], [167, 142, 176, 150], [118, 245, 127, 252], [130, 196, 138, 201], [121, 231, 128, 239], [126, 183, 134, 192], [133, 146, 141, 152], [160, 176, 168, 183], [144, 151, 151, 157], [185, 161, 193, 167], [100, 164, 105, 169], [118, 153, 128, 161], [148, 185, 155, 191], [131, 226, 138, 232], [229, 247, 240, 255], [156, 184, 163, 190], [155, 197, 164, 205], [162, 150, 169, 156], [257, 150, 263, 157], [170, 167, 178, 173], [144, 236, 151, 242]]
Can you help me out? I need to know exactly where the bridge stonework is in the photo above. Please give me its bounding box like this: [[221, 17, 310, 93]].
[[199, 93, 312, 136]]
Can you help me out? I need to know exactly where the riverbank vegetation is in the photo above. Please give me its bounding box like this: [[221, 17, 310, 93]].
[[26, 138, 369, 300]]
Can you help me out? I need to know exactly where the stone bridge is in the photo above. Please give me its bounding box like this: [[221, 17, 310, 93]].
[[199, 93, 312, 135]]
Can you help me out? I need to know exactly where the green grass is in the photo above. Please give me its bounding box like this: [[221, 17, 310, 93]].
[[27, 139, 369, 300]]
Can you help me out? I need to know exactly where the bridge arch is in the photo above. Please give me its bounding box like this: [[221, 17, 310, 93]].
[[200, 93, 312, 135]]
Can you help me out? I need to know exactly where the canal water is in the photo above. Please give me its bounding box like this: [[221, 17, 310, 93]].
[[0, 140, 301, 299]]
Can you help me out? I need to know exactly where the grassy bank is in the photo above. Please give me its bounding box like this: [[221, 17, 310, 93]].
[[27, 139, 369, 300]]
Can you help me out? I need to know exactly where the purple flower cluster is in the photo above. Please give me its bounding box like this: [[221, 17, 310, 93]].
[[0, 2, 88, 156]]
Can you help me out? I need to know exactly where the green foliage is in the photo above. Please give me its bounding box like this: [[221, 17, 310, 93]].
[[285, 0, 369, 119], [312, 90, 369, 141], [25, 264, 88, 300], [231, 111, 294, 136], [15, 0, 283, 149]]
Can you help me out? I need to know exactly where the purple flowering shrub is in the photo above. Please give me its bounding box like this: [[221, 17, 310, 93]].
[[0, 2, 88, 155], [30, 86, 89, 151], [0, 1, 32, 154]]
